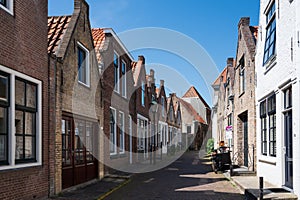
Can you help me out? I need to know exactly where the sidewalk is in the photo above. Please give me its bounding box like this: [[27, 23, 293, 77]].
[[224, 172, 298, 199], [49, 175, 131, 200]]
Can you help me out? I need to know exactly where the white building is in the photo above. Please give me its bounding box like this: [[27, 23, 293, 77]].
[[256, 0, 300, 195]]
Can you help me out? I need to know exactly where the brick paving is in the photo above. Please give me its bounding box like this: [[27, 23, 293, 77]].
[[49, 151, 243, 200], [105, 151, 243, 200]]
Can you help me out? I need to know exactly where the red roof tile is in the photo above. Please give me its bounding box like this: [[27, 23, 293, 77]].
[[48, 16, 71, 55], [91, 28, 106, 62], [179, 98, 206, 124], [182, 86, 210, 108], [212, 67, 227, 86]]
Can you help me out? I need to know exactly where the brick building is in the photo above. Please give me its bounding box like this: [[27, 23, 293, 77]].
[[92, 27, 137, 173], [48, 0, 102, 193], [233, 17, 257, 170], [0, 0, 49, 199], [132, 56, 151, 162], [156, 80, 168, 155]]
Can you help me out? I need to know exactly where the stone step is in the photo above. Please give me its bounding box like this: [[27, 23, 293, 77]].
[[245, 188, 298, 200]]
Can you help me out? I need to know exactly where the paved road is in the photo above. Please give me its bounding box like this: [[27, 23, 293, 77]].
[[105, 151, 244, 200]]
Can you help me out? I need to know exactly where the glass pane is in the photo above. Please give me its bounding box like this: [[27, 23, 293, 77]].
[[25, 112, 35, 135], [0, 74, 8, 101], [0, 135, 7, 162], [15, 79, 25, 106], [26, 83, 37, 108], [25, 136, 35, 159], [15, 136, 23, 159], [15, 110, 24, 135], [0, 107, 7, 134]]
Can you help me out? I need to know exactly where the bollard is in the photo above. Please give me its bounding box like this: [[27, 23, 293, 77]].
[[259, 177, 263, 200]]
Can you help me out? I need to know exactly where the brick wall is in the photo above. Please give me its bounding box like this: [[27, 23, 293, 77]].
[[0, 0, 49, 199]]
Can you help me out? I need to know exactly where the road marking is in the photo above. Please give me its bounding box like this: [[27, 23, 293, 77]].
[[97, 179, 131, 200]]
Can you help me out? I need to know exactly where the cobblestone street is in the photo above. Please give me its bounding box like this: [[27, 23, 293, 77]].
[[105, 151, 243, 200]]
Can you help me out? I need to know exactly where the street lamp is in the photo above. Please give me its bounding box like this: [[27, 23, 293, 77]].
[[151, 94, 158, 165]]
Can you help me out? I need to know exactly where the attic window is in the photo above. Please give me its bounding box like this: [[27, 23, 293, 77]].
[[77, 42, 90, 87], [0, 0, 13, 15]]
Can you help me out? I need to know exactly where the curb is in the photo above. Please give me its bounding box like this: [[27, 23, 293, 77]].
[[97, 178, 131, 200]]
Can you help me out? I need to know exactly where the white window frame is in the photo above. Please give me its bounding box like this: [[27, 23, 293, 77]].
[[113, 51, 120, 93], [119, 111, 125, 154], [141, 81, 145, 106], [121, 60, 127, 98], [0, 0, 14, 16], [110, 107, 117, 155], [77, 42, 90, 87], [0, 64, 42, 171]]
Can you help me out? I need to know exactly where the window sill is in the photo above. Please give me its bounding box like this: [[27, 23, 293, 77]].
[[78, 81, 90, 89], [0, 5, 14, 16], [264, 55, 277, 75], [0, 161, 42, 171], [258, 154, 276, 166]]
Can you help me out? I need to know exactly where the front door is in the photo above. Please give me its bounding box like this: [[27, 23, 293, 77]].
[[61, 115, 98, 189], [284, 110, 293, 189]]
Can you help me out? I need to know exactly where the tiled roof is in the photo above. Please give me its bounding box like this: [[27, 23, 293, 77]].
[[179, 98, 206, 124], [250, 26, 258, 40], [212, 67, 227, 86], [182, 86, 210, 108], [91, 28, 106, 62], [48, 16, 71, 55]]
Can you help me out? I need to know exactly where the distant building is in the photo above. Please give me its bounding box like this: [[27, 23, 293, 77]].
[[233, 17, 257, 171]]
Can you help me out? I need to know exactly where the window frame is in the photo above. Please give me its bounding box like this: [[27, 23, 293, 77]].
[[113, 52, 120, 93], [239, 57, 245, 94], [109, 107, 117, 155], [0, 65, 42, 170], [263, 1, 276, 65], [141, 81, 145, 107], [161, 96, 165, 117], [260, 100, 267, 155], [121, 60, 127, 98], [119, 111, 125, 154], [77, 42, 90, 87], [0, 0, 14, 16]]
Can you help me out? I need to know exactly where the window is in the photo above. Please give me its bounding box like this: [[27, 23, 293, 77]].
[[78, 42, 90, 86], [239, 57, 245, 93], [141, 81, 145, 106], [137, 117, 148, 152], [187, 125, 191, 134], [119, 112, 125, 153], [268, 94, 276, 156], [169, 105, 173, 122], [110, 108, 117, 154], [0, 66, 42, 170], [0, 0, 13, 15], [121, 61, 126, 97], [114, 52, 119, 93], [228, 113, 232, 126], [161, 97, 165, 117], [15, 79, 37, 163], [0, 72, 9, 165], [260, 94, 276, 157], [263, 2, 276, 65], [260, 100, 267, 155]]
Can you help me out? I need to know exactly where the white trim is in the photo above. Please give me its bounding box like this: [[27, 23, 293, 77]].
[[102, 28, 134, 61], [77, 42, 90, 87], [0, 64, 42, 170], [121, 60, 127, 98], [129, 115, 132, 164], [109, 107, 117, 155], [113, 51, 120, 93], [119, 111, 125, 154], [0, 0, 14, 16]]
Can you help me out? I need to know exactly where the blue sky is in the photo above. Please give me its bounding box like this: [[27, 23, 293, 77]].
[[48, 0, 259, 105]]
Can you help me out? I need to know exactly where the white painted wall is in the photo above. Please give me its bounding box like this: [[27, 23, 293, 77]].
[[256, 0, 300, 195]]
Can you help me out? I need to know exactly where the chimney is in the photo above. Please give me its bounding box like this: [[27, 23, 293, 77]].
[[138, 55, 145, 64], [238, 17, 250, 28], [227, 57, 234, 67], [74, 0, 89, 18], [160, 80, 164, 87]]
